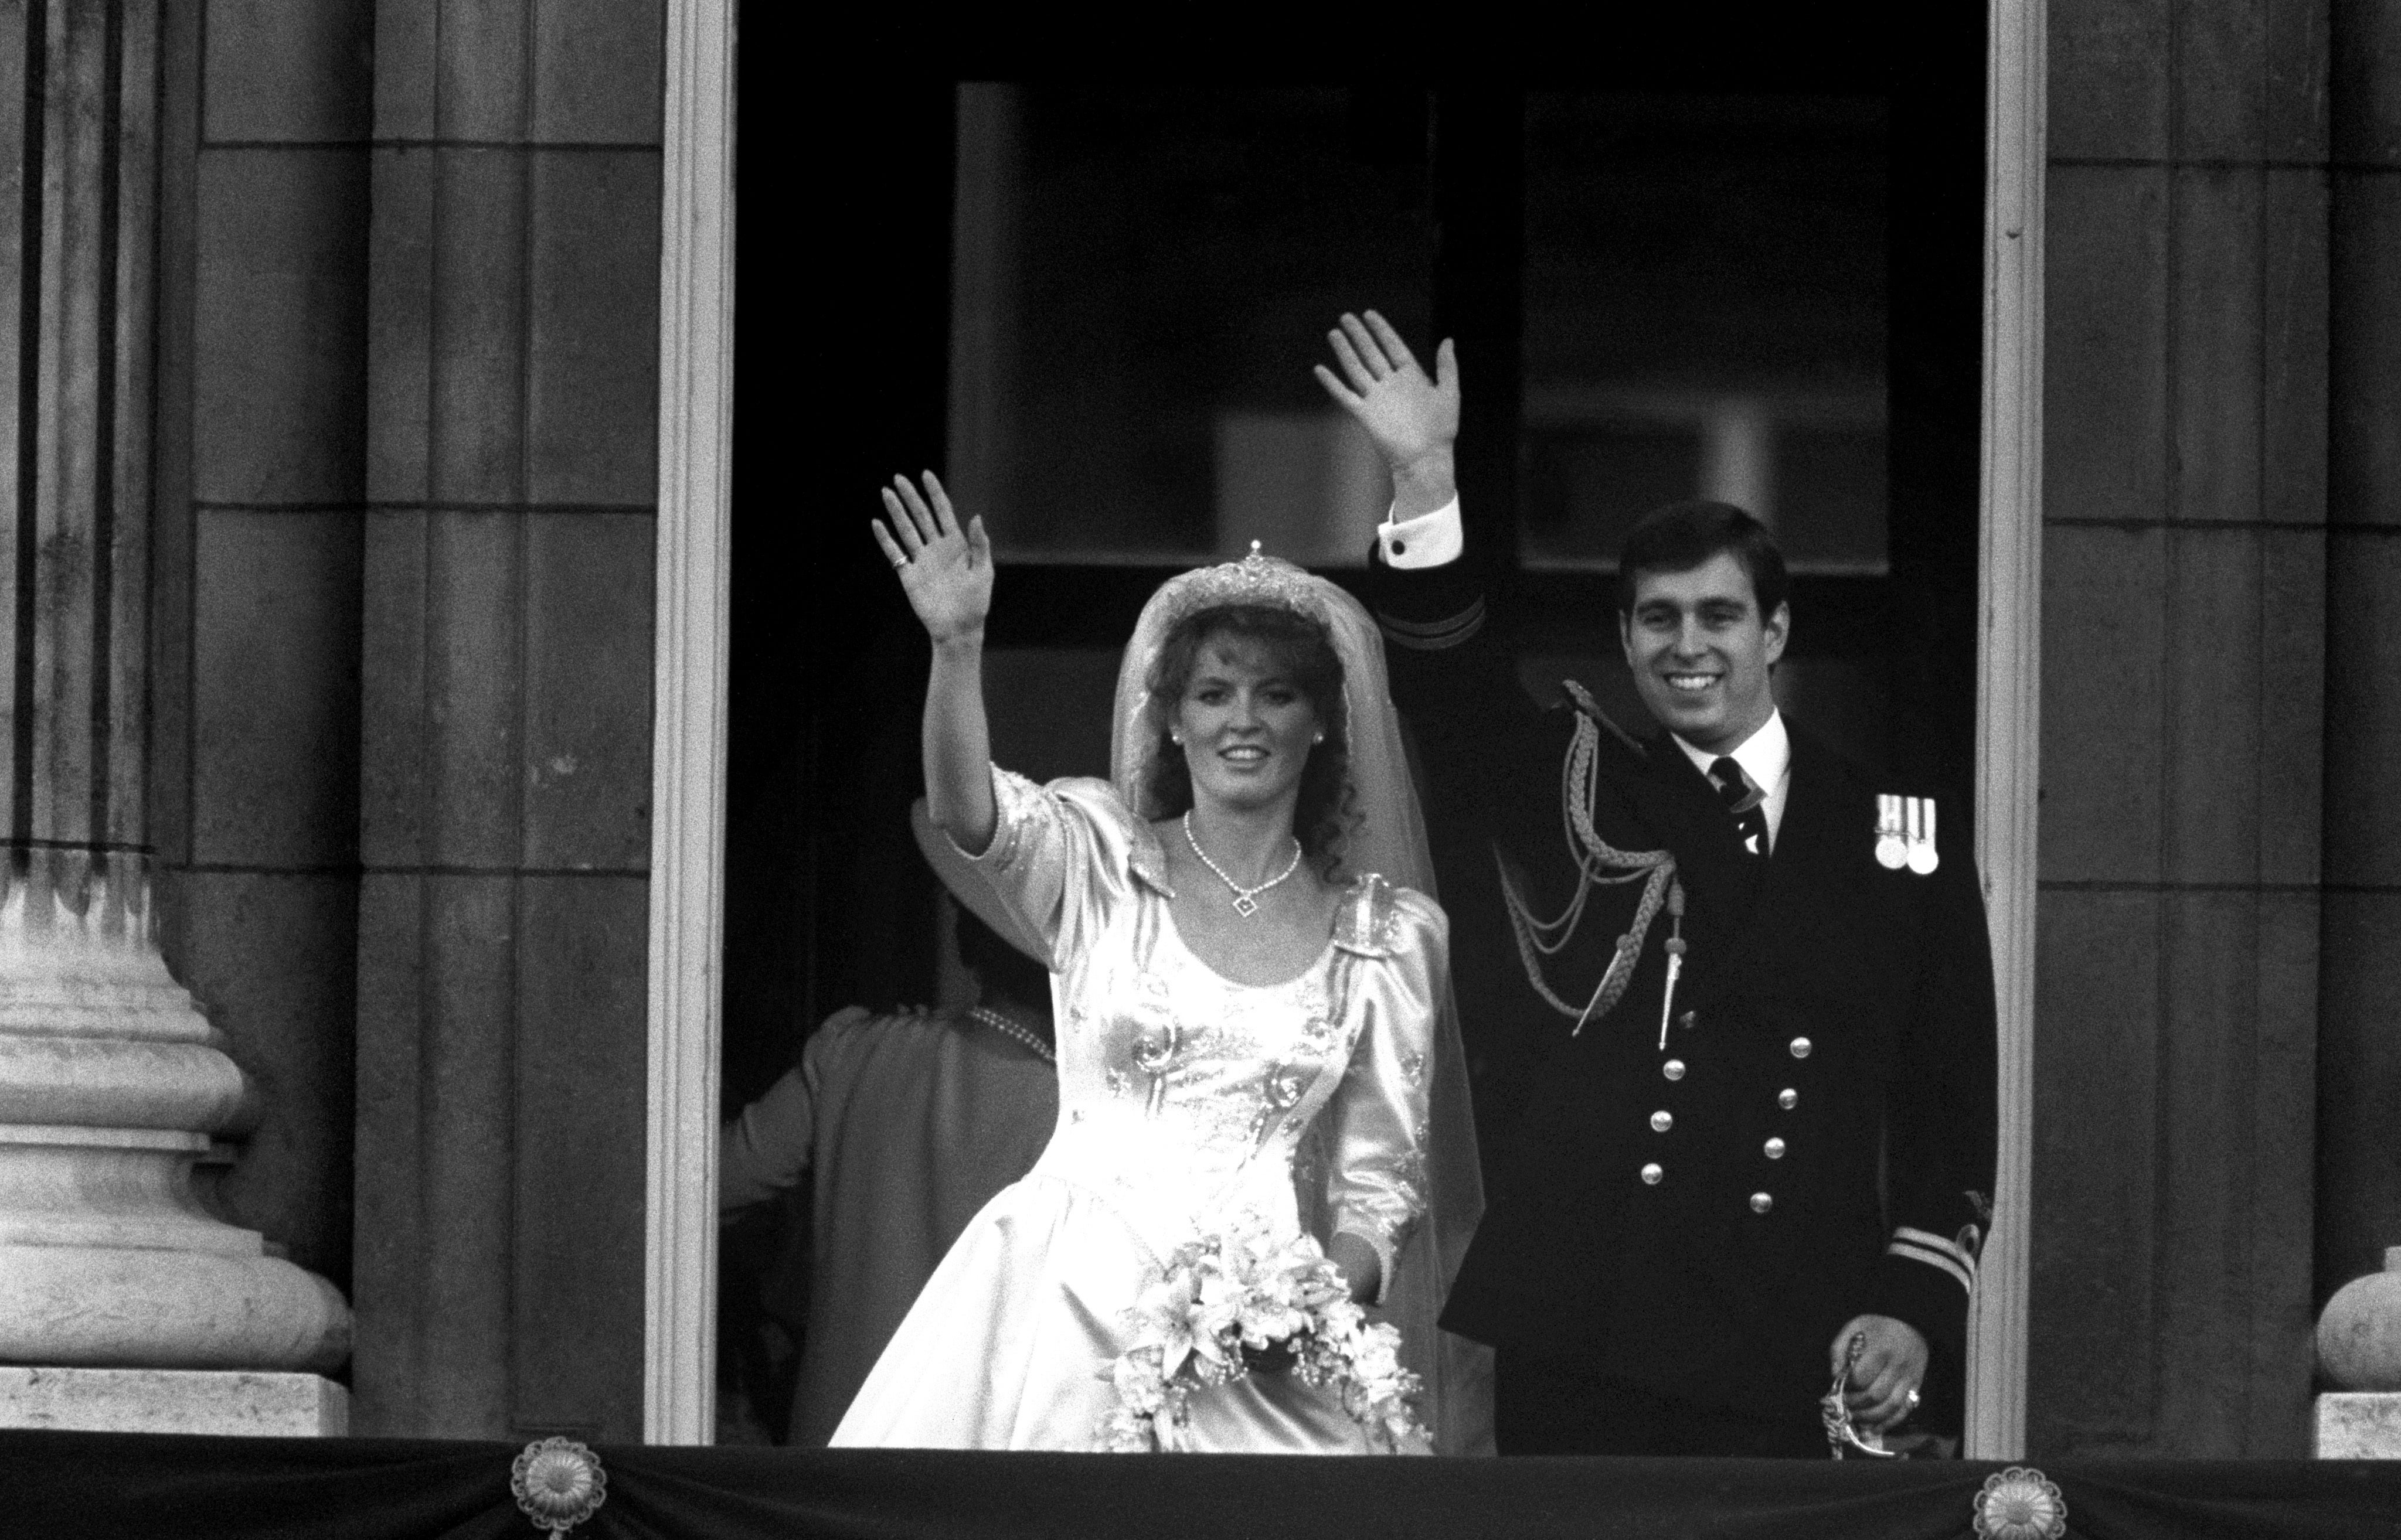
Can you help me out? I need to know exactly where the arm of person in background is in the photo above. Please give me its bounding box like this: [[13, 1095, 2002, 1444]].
[[872, 472, 998, 856], [719, 1006, 876, 1214]]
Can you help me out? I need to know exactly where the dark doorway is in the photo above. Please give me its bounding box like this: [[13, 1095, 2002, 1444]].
[[722, 17, 1988, 1443]]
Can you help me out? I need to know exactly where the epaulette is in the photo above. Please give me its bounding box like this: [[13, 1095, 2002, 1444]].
[[1559, 679, 1650, 761]]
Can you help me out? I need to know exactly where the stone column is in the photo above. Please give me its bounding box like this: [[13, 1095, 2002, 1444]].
[[0, 1, 346, 1430]]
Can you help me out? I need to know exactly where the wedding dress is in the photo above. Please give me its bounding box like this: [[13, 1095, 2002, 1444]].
[[828, 771, 1441, 1452], [829, 553, 1491, 1453]]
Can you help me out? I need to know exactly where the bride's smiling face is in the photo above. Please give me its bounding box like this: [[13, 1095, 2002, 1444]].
[[1172, 632, 1322, 813]]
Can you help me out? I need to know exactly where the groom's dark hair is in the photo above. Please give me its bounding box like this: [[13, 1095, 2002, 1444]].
[[1614, 500, 1790, 619]]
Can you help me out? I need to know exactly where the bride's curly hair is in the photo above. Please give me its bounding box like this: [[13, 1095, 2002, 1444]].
[[1141, 603, 1356, 878]]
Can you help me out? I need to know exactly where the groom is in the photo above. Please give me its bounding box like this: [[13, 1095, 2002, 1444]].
[[1317, 312, 1997, 1456]]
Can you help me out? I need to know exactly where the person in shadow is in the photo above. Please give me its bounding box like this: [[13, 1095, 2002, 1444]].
[[719, 800, 1059, 1448]]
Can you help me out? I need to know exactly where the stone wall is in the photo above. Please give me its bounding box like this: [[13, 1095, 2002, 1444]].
[[350, 0, 661, 1442], [2031, 0, 2399, 1459], [152, 1, 664, 1440], [2317, 0, 2401, 1379]]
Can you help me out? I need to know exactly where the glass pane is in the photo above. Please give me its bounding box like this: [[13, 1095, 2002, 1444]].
[[1520, 92, 1888, 573], [984, 646, 1121, 785], [948, 85, 1435, 567]]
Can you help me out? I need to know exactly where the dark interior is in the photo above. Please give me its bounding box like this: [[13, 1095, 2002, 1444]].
[[725, 18, 1987, 1443]]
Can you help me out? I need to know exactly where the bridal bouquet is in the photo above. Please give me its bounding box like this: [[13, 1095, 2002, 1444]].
[[1093, 1209, 1429, 1453]]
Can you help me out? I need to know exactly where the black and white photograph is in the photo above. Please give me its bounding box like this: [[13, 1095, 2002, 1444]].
[[0, 4, 2396, 1536]]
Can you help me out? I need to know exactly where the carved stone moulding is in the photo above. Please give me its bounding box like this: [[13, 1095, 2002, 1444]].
[[0, 850, 349, 1374], [0, 1239, 349, 1372]]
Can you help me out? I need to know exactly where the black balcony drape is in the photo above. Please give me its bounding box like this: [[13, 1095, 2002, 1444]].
[[5, 1430, 2397, 1540]]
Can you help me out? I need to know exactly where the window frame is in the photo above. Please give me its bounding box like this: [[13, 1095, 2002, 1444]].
[[645, 10, 2045, 1456]]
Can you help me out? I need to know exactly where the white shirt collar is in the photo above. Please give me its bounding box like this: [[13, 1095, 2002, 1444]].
[[1671, 708, 1788, 788]]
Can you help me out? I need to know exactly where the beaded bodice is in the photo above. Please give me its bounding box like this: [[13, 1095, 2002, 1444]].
[[974, 769, 1438, 1273]]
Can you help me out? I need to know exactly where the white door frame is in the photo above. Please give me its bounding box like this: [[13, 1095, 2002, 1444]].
[[639, 6, 2046, 1452], [1967, 0, 2045, 1462], [643, 0, 736, 1446]]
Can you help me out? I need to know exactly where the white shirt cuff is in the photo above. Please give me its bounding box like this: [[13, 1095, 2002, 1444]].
[[1376, 498, 1463, 569]]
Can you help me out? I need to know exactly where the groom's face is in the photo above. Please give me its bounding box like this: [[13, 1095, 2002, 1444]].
[[1618, 551, 1788, 755]]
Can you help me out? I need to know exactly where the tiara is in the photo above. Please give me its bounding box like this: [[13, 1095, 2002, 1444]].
[[1150, 541, 1330, 628]]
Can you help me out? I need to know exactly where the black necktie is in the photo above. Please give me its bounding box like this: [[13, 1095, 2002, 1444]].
[[1708, 757, 1770, 855]]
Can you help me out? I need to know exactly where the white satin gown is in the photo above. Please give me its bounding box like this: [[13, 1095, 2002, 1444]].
[[829, 769, 1445, 1452]]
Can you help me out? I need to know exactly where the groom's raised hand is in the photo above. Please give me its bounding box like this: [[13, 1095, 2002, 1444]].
[[1314, 310, 1458, 519]]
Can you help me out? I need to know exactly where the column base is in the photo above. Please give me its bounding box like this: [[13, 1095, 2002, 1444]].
[[0, 1242, 349, 1370], [2315, 1393, 2401, 1458], [0, 1366, 347, 1436]]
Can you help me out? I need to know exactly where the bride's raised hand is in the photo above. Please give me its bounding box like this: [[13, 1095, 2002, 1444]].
[[1312, 310, 1458, 475], [872, 471, 992, 644]]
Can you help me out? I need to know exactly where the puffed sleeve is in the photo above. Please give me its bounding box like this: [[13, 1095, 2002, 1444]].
[[957, 766, 1149, 972], [1324, 884, 1447, 1304]]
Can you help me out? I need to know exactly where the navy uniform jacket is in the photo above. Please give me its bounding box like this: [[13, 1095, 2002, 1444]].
[[1366, 552, 1997, 1429]]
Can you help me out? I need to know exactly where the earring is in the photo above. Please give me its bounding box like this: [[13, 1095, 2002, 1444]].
[[1312, 732, 1325, 744]]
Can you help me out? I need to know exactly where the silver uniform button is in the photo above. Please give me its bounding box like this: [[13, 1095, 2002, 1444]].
[[1764, 1137, 1787, 1159], [1650, 1110, 1674, 1133], [1641, 1162, 1664, 1185], [1778, 1088, 1798, 1110], [1662, 1058, 1686, 1081], [1789, 1036, 1812, 1058], [1750, 1192, 1774, 1214]]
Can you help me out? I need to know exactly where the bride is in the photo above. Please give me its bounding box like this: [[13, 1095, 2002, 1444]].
[[830, 468, 1486, 1454]]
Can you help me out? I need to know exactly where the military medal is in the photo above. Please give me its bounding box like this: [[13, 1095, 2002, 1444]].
[[1906, 796, 1940, 875], [1875, 795, 1908, 870]]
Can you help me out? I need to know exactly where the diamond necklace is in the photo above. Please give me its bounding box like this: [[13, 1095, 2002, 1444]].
[[1182, 810, 1304, 918]]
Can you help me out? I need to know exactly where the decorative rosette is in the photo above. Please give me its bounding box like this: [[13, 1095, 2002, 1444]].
[[1094, 1208, 1430, 1454], [1973, 1466, 2067, 1540], [511, 1436, 608, 1536]]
